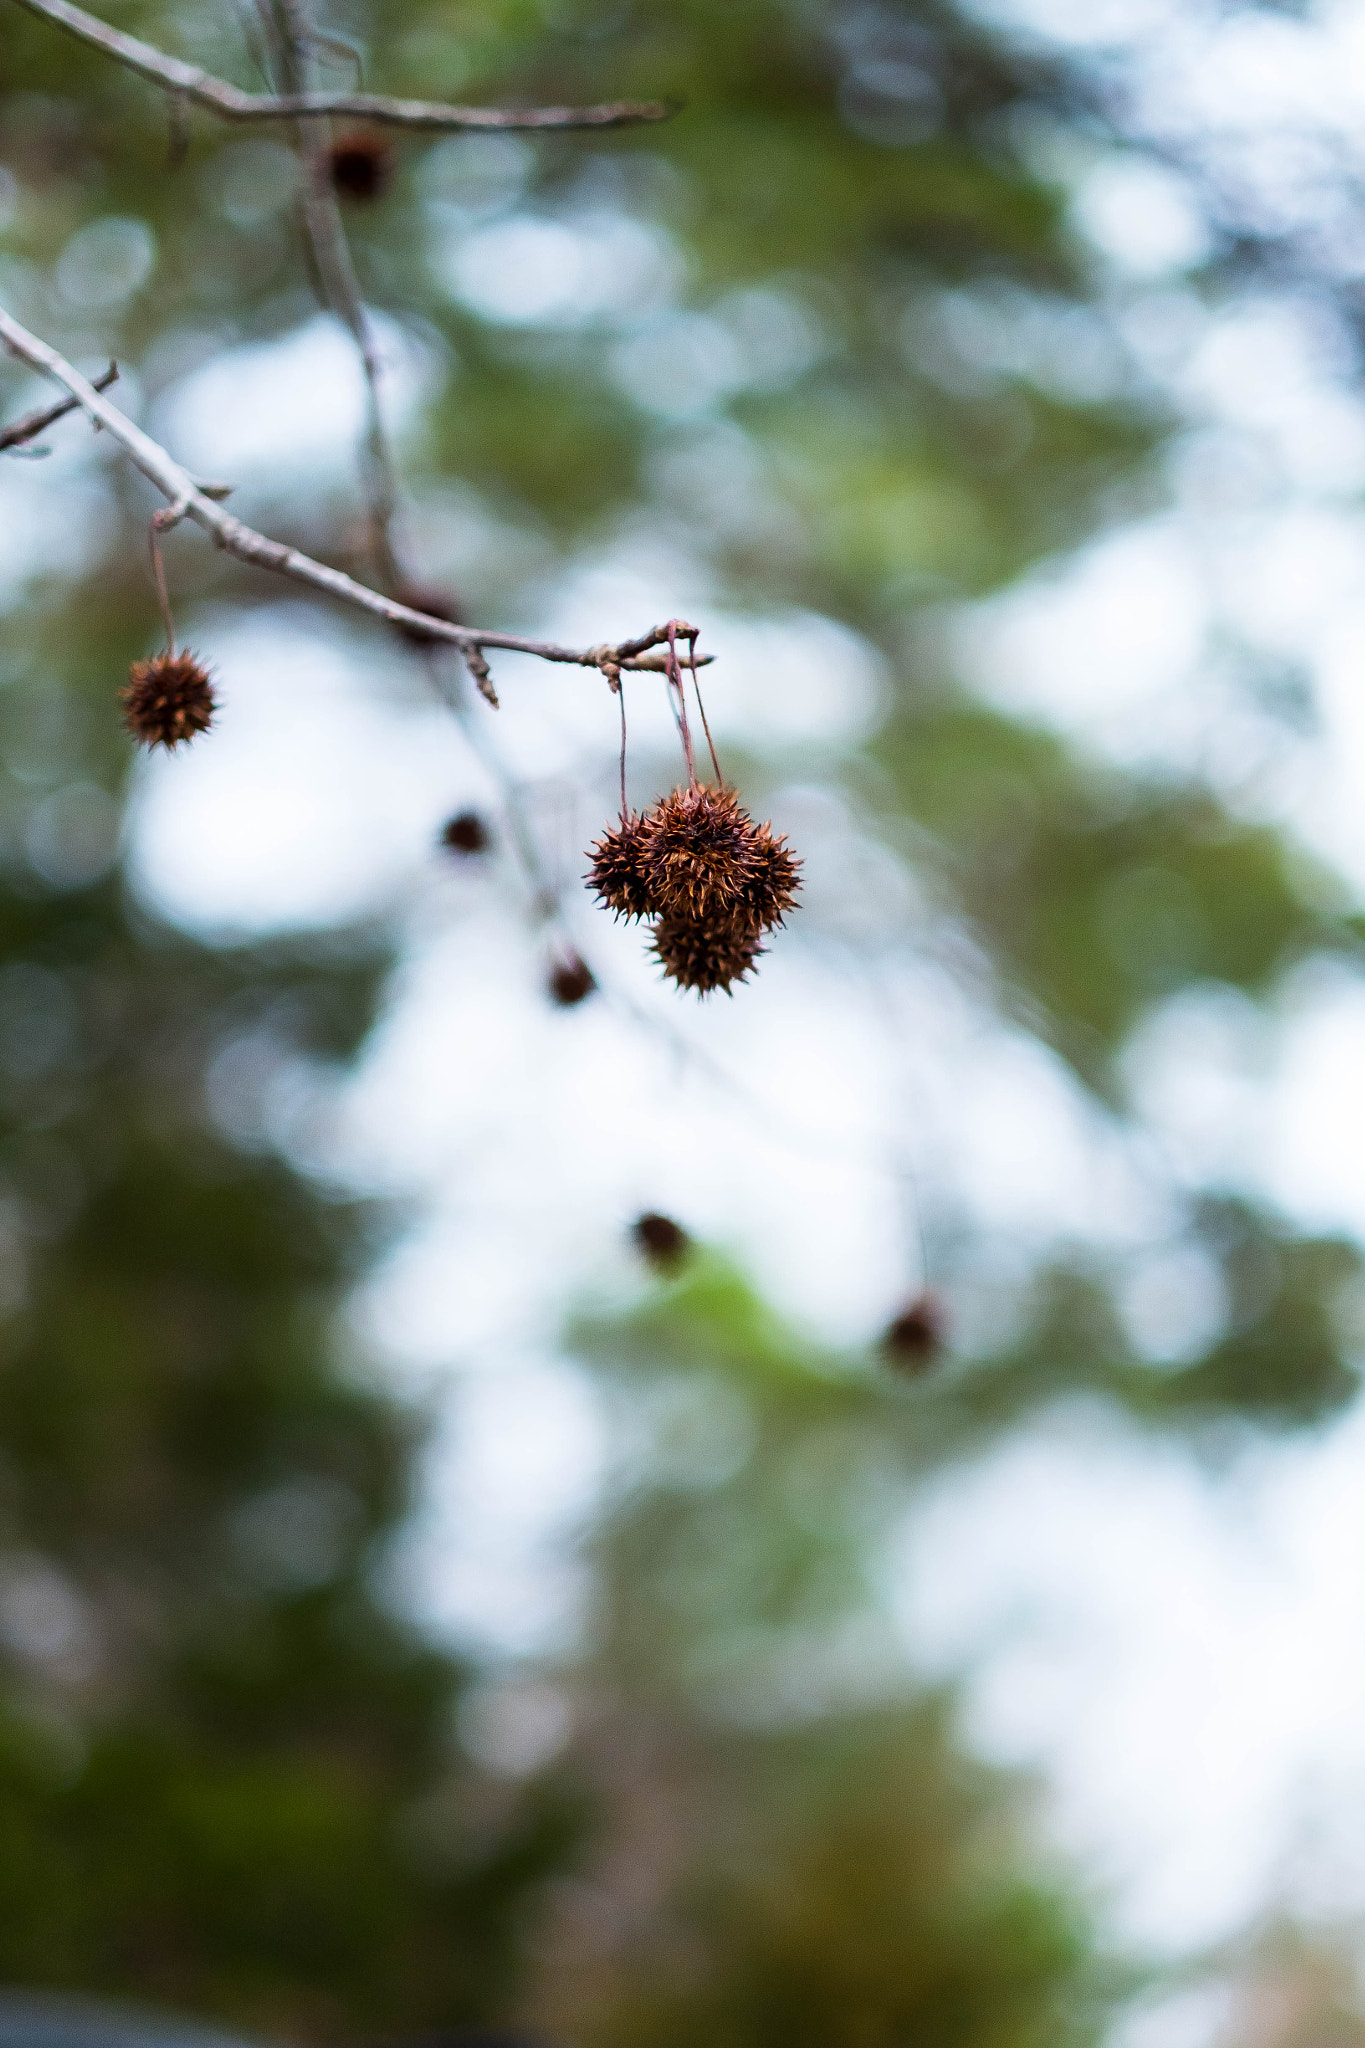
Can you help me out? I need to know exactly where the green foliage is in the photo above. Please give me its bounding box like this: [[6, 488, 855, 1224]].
[[576, 1712, 1104, 2048]]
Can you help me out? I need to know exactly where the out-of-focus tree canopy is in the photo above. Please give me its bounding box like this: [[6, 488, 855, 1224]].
[[2, 0, 1363, 2038]]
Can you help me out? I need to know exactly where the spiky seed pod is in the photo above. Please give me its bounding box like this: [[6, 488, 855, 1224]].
[[328, 131, 392, 201], [740, 822, 802, 931], [883, 1293, 944, 1373], [641, 785, 763, 922], [548, 953, 596, 1007], [586, 812, 659, 921], [393, 584, 464, 648], [441, 811, 489, 855], [121, 651, 217, 750], [651, 911, 764, 996], [633, 1212, 691, 1271]]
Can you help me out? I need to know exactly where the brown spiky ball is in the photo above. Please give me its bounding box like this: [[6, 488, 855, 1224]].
[[548, 953, 596, 1007], [328, 131, 392, 202], [641, 785, 759, 922], [633, 1212, 691, 1271], [651, 911, 763, 996], [740, 822, 802, 931], [121, 651, 217, 750], [441, 811, 489, 855], [587, 812, 659, 921]]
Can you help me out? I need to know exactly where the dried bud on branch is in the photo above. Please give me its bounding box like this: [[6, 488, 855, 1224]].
[[122, 651, 217, 749]]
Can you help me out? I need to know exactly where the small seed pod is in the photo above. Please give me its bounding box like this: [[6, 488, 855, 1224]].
[[441, 811, 489, 855], [651, 911, 763, 996], [121, 651, 217, 749], [328, 131, 392, 202], [883, 1293, 944, 1373], [633, 1212, 691, 1272], [394, 583, 464, 648], [740, 822, 802, 931], [587, 812, 659, 921], [548, 952, 596, 1007], [641, 785, 760, 922]]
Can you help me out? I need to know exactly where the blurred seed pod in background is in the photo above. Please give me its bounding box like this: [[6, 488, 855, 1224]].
[[632, 1212, 692, 1272], [328, 130, 393, 201], [883, 1293, 945, 1373]]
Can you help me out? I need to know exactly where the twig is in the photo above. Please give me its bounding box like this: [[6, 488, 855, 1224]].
[[147, 504, 184, 656], [273, 0, 402, 588], [8, 0, 673, 131], [688, 629, 724, 785], [0, 304, 710, 679], [0, 360, 117, 452], [665, 618, 697, 786]]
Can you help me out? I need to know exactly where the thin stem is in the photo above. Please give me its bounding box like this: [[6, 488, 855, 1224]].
[[666, 618, 697, 789], [148, 513, 178, 657], [616, 676, 628, 819], [7, 0, 673, 130], [688, 629, 723, 786], [275, 0, 401, 586]]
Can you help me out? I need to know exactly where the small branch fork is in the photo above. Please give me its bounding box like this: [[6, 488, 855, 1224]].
[[0, 360, 117, 452], [0, 304, 709, 689], [7, 0, 673, 131]]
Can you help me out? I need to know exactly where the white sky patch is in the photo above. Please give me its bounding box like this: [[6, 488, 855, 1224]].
[[391, 1354, 603, 1660], [153, 312, 439, 490], [344, 918, 919, 1360], [961, 0, 1183, 53], [946, 1023, 1154, 1248], [1072, 158, 1211, 278], [437, 210, 677, 329], [1264, 961, 1365, 1246], [962, 517, 1206, 752], [0, 434, 116, 610], [1121, 982, 1275, 1194], [127, 605, 480, 933], [895, 1397, 1365, 1956], [538, 548, 887, 755]]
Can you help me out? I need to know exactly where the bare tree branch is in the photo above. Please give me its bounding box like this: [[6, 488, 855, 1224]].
[[0, 361, 117, 452], [270, 0, 404, 593], [8, 0, 674, 131], [0, 304, 706, 679]]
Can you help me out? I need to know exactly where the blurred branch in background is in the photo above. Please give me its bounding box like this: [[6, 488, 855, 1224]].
[[264, 0, 417, 590], [7, 0, 675, 130]]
